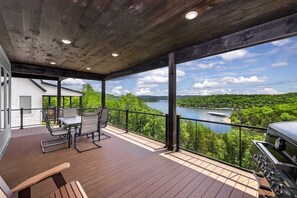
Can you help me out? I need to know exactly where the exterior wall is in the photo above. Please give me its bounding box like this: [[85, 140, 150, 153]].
[[7, 78, 44, 128]]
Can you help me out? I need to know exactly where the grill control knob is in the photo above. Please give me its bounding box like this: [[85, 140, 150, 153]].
[[258, 161, 267, 170], [264, 170, 275, 181]]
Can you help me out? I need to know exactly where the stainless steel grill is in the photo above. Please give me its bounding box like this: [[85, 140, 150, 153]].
[[250, 122, 297, 198]]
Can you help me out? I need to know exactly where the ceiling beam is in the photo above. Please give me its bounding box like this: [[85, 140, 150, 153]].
[[12, 72, 59, 80], [11, 62, 105, 81], [105, 13, 297, 80]]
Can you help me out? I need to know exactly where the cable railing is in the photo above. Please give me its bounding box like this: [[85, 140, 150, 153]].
[[108, 108, 167, 143], [9, 107, 267, 170], [177, 116, 267, 169]]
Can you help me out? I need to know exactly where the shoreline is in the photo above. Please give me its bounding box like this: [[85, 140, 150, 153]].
[[222, 117, 231, 124]]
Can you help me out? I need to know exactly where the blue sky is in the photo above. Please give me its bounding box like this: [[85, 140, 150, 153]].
[[62, 36, 297, 96]]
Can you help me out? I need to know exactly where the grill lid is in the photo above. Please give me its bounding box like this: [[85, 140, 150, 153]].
[[268, 122, 297, 146]]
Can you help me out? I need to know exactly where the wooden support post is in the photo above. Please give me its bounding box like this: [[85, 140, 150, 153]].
[[79, 96, 83, 115], [57, 80, 61, 122], [70, 96, 72, 108], [48, 96, 51, 107], [168, 52, 177, 151], [101, 80, 106, 108], [62, 96, 65, 108]]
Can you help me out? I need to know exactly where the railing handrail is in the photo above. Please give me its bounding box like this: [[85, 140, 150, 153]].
[[109, 108, 165, 117], [180, 116, 267, 131]]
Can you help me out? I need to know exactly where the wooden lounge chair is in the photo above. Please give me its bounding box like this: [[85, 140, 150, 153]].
[[41, 110, 70, 153], [0, 162, 87, 198], [74, 112, 101, 153]]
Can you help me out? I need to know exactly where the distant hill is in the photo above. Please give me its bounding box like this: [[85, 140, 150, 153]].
[[137, 95, 196, 102], [177, 93, 297, 109]]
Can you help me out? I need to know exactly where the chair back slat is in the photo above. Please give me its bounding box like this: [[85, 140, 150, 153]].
[[99, 108, 110, 128], [41, 110, 53, 133], [62, 108, 77, 118], [0, 177, 13, 198], [80, 114, 99, 134]]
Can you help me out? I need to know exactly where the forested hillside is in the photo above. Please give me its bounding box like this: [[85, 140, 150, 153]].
[[177, 93, 297, 109]]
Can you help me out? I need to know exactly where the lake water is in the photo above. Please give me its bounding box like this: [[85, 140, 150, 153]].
[[146, 100, 233, 133]]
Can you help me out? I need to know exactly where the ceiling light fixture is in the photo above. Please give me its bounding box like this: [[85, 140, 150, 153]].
[[61, 39, 72, 44], [86, 67, 91, 70], [50, 61, 56, 65], [112, 53, 119, 57], [185, 11, 198, 20]]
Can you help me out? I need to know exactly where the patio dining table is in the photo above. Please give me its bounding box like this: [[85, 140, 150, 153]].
[[58, 116, 81, 148]]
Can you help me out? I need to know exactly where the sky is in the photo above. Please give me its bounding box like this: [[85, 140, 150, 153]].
[[61, 36, 297, 96]]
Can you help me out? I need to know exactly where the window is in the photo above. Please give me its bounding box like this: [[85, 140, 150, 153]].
[[20, 96, 31, 114]]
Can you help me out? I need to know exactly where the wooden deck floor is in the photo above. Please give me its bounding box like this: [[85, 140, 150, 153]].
[[0, 126, 258, 198]]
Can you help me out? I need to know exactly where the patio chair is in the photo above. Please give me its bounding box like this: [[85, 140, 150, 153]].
[[61, 107, 77, 118], [40, 110, 70, 153], [98, 108, 111, 140], [74, 112, 101, 153], [0, 162, 87, 198], [87, 108, 110, 140]]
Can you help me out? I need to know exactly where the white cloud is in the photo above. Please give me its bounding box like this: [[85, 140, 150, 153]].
[[193, 75, 267, 90], [63, 78, 85, 85], [271, 39, 290, 46], [137, 68, 185, 85], [219, 49, 249, 61], [221, 76, 267, 84], [271, 61, 288, 67], [135, 88, 153, 96], [136, 84, 159, 88], [196, 61, 225, 69], [112, 86, 122, 95], [193, 81, 220, 89], [261, 87, 278, 94]]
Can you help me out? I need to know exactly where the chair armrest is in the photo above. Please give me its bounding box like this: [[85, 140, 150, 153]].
[[11, 162, 70, 193]]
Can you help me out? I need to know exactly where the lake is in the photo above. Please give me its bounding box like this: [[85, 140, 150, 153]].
[[146, 100, 233, 133]]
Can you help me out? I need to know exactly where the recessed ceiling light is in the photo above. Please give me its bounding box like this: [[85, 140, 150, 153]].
[[112, 53, 119, 57], [185, 11, 198, 20], [61, 39, 72, 44], [86, 67, 91, 70], [50, 61, 56, 65]]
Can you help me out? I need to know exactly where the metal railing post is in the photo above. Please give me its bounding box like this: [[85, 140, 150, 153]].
[[176, 115, 180, 152], [20, 108, 23, 129], [53, 107, 57, 124], [165, 114, 168, 148], [239, 126, 242, 167], [125, 109, 129, 133]]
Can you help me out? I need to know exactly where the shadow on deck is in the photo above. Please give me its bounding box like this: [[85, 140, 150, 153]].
[[0, 126, 258, 198]]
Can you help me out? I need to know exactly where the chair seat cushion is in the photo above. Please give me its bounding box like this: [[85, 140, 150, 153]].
[[49, 181, 88, 198], [51, 128, 69, 136]]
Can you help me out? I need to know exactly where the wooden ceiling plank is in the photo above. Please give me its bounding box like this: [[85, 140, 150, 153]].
[[37, 0, 69, 65], [21, 0, 44, 64], [104, 0, 297, 74], [106, 13, 297, 80], [101, 0, 276, 72], [0, 8, 16, 60], [0, 0, 25, 61]]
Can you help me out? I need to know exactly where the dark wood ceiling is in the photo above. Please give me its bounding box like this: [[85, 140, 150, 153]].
[[1, 0, 297, 78]]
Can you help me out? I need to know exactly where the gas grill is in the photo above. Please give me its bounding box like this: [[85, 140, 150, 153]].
[[250, 122, 297, 198]]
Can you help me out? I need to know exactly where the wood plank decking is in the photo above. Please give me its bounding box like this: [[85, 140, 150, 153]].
[[0, 126, 258, 198]]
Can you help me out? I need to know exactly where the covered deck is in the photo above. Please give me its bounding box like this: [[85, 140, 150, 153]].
[[1, 126, 257, 198]]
